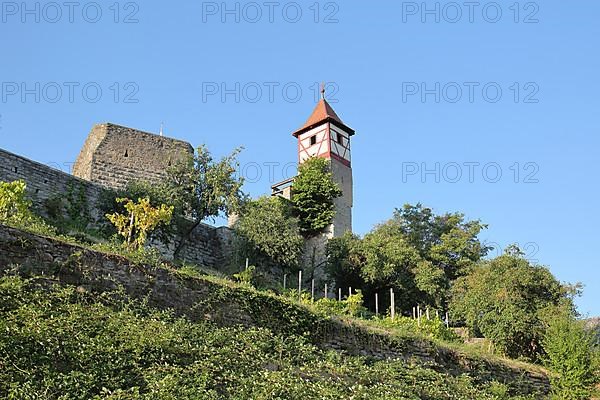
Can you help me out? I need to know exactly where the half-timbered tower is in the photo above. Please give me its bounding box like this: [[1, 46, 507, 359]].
[[291, 91, 355, 237]]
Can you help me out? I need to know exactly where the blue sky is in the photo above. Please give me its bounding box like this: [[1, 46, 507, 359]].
[[1, 1, 598, 316]]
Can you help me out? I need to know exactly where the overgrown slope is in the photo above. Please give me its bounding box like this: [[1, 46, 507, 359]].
[[0, 224, 550, 399], [1, 275, 538, 400]]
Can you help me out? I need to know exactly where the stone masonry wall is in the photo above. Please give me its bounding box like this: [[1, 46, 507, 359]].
[[0, 148, 105, 221], [0, 147, 231, 270], [0, 225, 551, 397], [73, 123, 194, 190]]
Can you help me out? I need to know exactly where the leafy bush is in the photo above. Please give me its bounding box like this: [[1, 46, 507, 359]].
[[0, 180, 31, 222], [450, 247, 576, 360], [233, 265, 257, 286], [106, 197, 174, 250], [542, 312, 600, 399], [0, 180, 56, 236], [233, 196, 304, 272], [312, 292, 368, 318], [0, 275, 538, 399], [375, 315, 460, 342]]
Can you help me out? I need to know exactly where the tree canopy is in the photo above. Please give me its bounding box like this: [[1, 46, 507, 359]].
[[233, 196, 304, 273], [291, 157, 342, 237], [450, 246, 577, 360], [326, 204, 488, 311]]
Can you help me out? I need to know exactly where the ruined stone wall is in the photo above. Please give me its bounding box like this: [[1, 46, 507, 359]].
[[0, 147, 231, 270], [149, 224, 234, 269], [73, 123, 194, 190], [0, 148, 105, 221], [0, 224, 551, 397]]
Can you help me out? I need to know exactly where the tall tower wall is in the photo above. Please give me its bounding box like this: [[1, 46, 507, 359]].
[[73, 123, 194, 190]]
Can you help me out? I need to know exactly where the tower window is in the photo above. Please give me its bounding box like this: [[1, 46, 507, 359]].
[[310, 135, 317, 146], [337, 133, 344, 145], [124, 150, 129, 158]]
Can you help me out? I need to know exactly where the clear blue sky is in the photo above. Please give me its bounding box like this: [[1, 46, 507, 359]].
[[1, 1, 598, 316]]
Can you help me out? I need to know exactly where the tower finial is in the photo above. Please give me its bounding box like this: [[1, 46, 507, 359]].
[[159, 122, 164, 136], [320, 82, 326, 100]]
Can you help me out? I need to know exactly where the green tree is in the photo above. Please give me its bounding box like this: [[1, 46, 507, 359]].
[[100, 145, 245, 249], [542, 311, 599, 399], [393, 204, 489, 280], [233, 196, 304, 273], [450, 246, 576, 360], [326, 222, 446, 312], [358, 221, 422, 307], [123, 145, 245, 256], [325, 231, 364, 292], [291, 157, 342, 237], [106, 197, 174, 250], [166, 145, 245, 223], [326, 204, 488, 311]]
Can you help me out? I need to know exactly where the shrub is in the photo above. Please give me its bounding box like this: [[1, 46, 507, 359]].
[[312, 292, 368, 318], [0, 180, 31, 222], [450, 247, 575, 360], [106, 197, 174, 250], [233, 265, 257, 286], [375, 315, 460, 342], [542, 312, 599, 399], [233, 196, 303, 273], [0, 180, 56, 236]]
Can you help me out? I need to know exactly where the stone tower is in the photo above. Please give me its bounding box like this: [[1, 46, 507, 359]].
[[291, 94, 355, 238], [73, 123, 194, 190]]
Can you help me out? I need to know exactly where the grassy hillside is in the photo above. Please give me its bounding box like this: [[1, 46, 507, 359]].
[[0, 275, 538, 400]]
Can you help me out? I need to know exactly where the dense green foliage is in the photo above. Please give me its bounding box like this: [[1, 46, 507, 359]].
[[0, 180, 32, 223], [326, 204, 488, 313], [450, 247, 576, 360], [233, 196, 304, 272], [376, 316, 461, 342], [542, 312, 600, 399], [291, 157, 342, 237], [0, 276, 537, 400], [44, 179, 94, 234], [0, 180, 57, 236], [164, 145, 245, 224]]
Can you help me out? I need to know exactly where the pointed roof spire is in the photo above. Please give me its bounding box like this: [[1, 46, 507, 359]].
[[292, 86, 355, 137]]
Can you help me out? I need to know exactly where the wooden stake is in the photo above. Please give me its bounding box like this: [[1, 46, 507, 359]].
[[338, 288, 342, 301], [324, 284, 328, 299], [298, 270, 302, 295], [311, 279, 315, 301], [349, 287, 352, 297], [390, 288, 395, 320], [245, 258, 249, 270], [283, 274, 287, 290], [417, 305, 421, 326], [426, 307, 430, 320], [445, 312, 449, 328], [375, 293, 379, 316]]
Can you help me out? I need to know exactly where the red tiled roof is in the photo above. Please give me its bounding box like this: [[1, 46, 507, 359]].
[[292, 99, 355, 137]]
